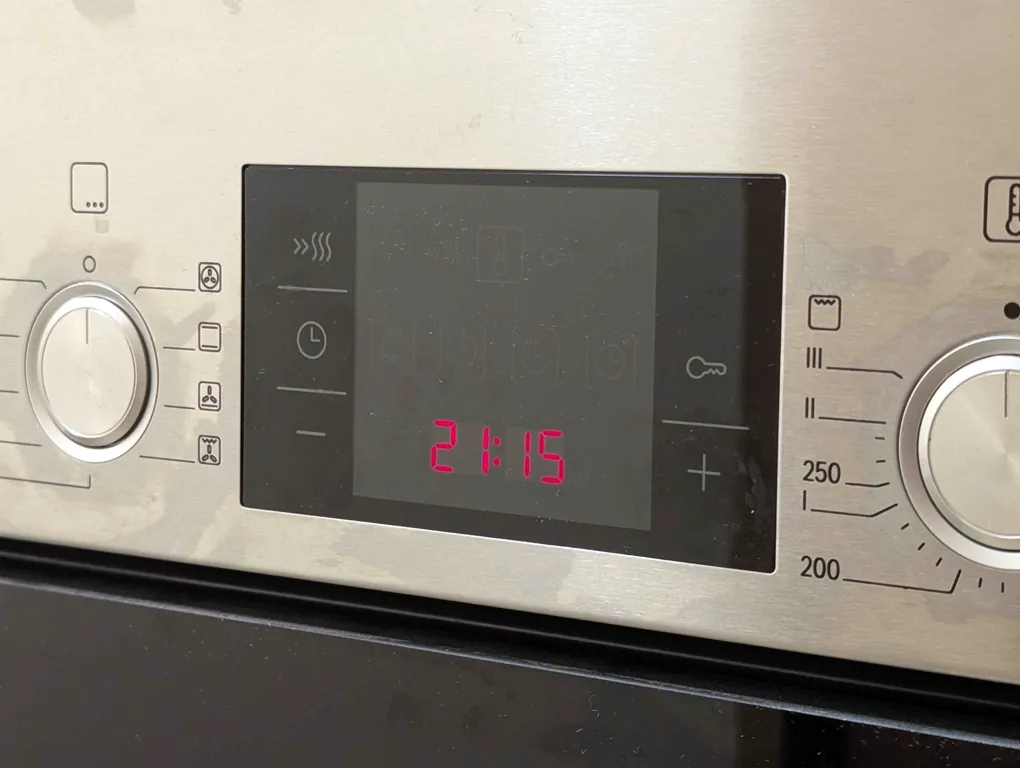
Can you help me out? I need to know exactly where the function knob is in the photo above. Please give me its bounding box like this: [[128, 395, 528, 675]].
[[26, 284, 157, 461], [901, 337, 1020, 569]]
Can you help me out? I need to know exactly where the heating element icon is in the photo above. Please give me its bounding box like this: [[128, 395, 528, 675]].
[[807, 295, 842, 331]]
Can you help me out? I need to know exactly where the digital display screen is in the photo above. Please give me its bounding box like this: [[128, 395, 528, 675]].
[[352, 183, 658, 528], [242, 166, 786, 571]]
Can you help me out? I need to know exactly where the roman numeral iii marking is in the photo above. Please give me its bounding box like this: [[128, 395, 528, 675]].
[[806, 347, 823, 369]]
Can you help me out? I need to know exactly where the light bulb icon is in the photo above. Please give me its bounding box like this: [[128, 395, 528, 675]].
[[1007, 183, 1020, 238]]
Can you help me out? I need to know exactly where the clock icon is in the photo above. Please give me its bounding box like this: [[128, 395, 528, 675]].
[[296, 320, 327, 360]]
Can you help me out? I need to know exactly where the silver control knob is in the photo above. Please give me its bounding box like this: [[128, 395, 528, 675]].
[[921, 356, 1020, 546], [27, 284, 156, 461], [902, 337, 1020, 569]]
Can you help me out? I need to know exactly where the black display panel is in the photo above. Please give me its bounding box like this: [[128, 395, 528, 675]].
[[354, 183, 659, 529], [242, 166, 785, 571]]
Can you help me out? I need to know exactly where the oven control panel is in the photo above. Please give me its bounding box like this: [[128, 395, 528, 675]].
[[2, 1, 1020, 688]]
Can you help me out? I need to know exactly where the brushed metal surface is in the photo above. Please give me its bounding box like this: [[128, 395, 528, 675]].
[[1, 1, 1020, 684]]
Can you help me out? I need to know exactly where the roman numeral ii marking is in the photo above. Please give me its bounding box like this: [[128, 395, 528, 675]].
[[804, 396, 817, 419]]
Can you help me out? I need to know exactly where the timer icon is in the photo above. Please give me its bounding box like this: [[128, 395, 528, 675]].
[[296, 321, 327, 360]]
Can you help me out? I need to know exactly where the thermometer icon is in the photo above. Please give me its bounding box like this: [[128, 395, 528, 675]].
[[1007, 183, 1020, 237]]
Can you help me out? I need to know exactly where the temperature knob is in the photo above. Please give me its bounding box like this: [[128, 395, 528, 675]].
[[26, 284, 156, 460], [921, 356, 1020, 546], [902, 338, 1020, 569]]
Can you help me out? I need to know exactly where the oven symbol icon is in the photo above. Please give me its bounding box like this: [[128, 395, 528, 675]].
[[198, 435, 221, 466], [807, 295, 842, 331]]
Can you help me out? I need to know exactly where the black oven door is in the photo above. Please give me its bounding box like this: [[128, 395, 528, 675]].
[[0, 542, 1017, 768]]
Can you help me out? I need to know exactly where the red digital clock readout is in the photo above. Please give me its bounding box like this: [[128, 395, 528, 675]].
[[430, 419, 565, 484]]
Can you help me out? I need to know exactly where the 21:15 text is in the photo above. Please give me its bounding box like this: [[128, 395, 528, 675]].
[[430, 419, 565, 484]]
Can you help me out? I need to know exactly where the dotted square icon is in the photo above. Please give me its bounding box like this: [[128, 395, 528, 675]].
[[70, 162, 109, 214]]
